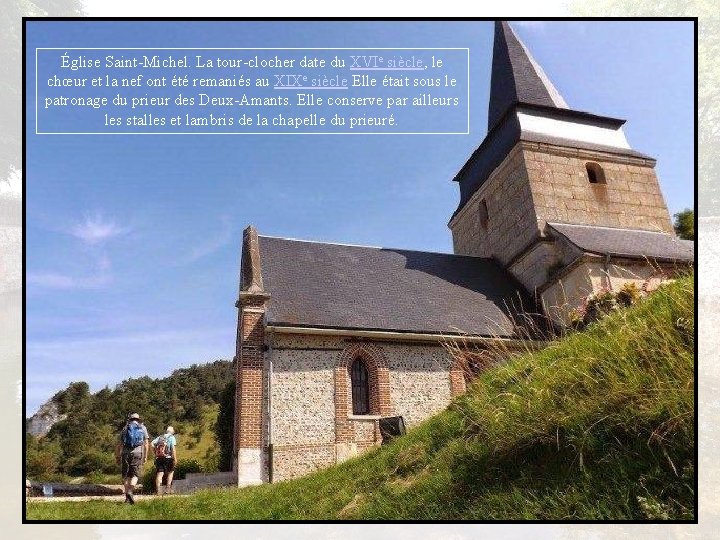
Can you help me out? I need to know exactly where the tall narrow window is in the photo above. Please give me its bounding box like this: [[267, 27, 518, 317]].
[[479, 199, 489, 229], [586, 162, 606, 184], [351, 358, 370, 415]]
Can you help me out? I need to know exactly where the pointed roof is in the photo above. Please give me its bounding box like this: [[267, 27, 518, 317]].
[[450, 21, 649, 220], [488, 21, 568, 130]]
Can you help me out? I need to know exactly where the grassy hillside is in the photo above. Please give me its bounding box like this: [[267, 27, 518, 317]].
[[173, 403, 221, 466], [27, 275, 695, 520]]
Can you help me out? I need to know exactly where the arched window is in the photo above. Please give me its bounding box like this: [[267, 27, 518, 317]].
[[586, 162, 606, 184], [350, 358, 370, 415]]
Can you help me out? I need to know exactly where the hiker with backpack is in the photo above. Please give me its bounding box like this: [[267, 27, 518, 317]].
[[151, 426, 177, 495], [115, 412, 149, 504]]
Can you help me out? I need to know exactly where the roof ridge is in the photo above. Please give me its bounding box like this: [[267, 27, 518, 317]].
[[258, 234, 497, 260], [259, 234, 382, 249], [547, 222, 679, 237]]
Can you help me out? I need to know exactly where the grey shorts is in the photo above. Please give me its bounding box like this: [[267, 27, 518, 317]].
[[121, 449, 143, 479]]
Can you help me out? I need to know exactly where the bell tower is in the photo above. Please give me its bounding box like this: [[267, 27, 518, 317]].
[[449, 21, 675, 300]]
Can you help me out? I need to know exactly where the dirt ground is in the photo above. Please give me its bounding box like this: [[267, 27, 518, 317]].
[[28, 494, 186, 503]]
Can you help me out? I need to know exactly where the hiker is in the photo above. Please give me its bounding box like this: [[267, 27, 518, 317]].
[[151, 426, 177, 495], [115, 412, 149, 504]]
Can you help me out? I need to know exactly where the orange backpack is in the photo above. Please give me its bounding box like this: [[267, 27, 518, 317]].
[[154, 435, 168, 458]]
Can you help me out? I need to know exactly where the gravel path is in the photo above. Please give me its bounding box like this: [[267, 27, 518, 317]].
[[28, 494, 186, 503]]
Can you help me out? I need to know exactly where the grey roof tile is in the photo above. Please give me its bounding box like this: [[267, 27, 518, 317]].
[[488, 21, 568, 131], [256, 236, 533, 337], [547, 222, 694, 262]]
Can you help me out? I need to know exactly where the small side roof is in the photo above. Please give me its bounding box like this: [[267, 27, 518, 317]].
[[254, 235, 534, 337], [547, 222, 694, 262]]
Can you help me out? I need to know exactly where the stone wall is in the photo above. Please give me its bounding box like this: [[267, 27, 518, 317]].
[[172, 472, 235, 494], [450, 140, 674, 290], [509, 241, 558, 293], [541, 258, 682, 323], [509, 236, 582, 293], [450, 144, 538, 265], [267, 334, 455, 481], [523, 142, 673, 234], [386, 345, 453, 426]]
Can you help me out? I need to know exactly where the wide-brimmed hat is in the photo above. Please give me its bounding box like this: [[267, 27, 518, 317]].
[[128, 413, 141, 421]]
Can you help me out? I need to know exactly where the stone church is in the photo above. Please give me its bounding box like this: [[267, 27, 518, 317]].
[[232, 22, 694, 484]]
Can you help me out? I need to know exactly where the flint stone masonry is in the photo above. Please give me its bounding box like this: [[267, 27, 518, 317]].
[[270, 344, 336, 448], [387, 348, 453, 426], [272, 443, 337, 481], [267, 334, 455, 481]]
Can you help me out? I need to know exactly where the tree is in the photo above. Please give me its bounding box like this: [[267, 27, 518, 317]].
[[674, 209, 695, 240], [53, 381, 90, 414], [25, 435, 61, 479], [214, 381, 235, 472], [65, 449, 116, 476]]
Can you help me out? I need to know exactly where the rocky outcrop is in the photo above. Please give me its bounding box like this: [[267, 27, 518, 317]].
[[26, 399, 66, 438]]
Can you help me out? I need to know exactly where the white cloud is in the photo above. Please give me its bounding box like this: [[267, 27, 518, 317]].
[[70, 212, 130, 245], [27, 271, 112, 290], [183, 216, 233, 264]]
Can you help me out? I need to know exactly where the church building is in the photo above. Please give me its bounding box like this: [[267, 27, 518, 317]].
[[232, 22, 694, 485]]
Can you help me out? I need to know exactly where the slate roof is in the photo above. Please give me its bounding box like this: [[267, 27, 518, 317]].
[[488, 21, 568, 131], [547, 223, 695, 262], [256, 235, 533, 337]]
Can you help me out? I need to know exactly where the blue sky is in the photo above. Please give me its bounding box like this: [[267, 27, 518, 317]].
[[25, 20, 695, 414]]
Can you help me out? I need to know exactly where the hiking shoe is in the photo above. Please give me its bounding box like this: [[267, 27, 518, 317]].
[[127, 492, 135, 505]]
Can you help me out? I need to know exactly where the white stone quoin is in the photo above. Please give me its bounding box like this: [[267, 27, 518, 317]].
[[236, 448, 264, 486]]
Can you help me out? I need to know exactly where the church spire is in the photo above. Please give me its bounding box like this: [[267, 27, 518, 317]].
[[488, 21, 568, 131]]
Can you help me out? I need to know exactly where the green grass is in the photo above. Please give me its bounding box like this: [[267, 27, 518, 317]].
[[27, 275, 695, 521], [172, 403, 220, 466]]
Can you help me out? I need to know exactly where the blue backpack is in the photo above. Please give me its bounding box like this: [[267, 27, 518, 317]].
[[123, 421, 145, 449]]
